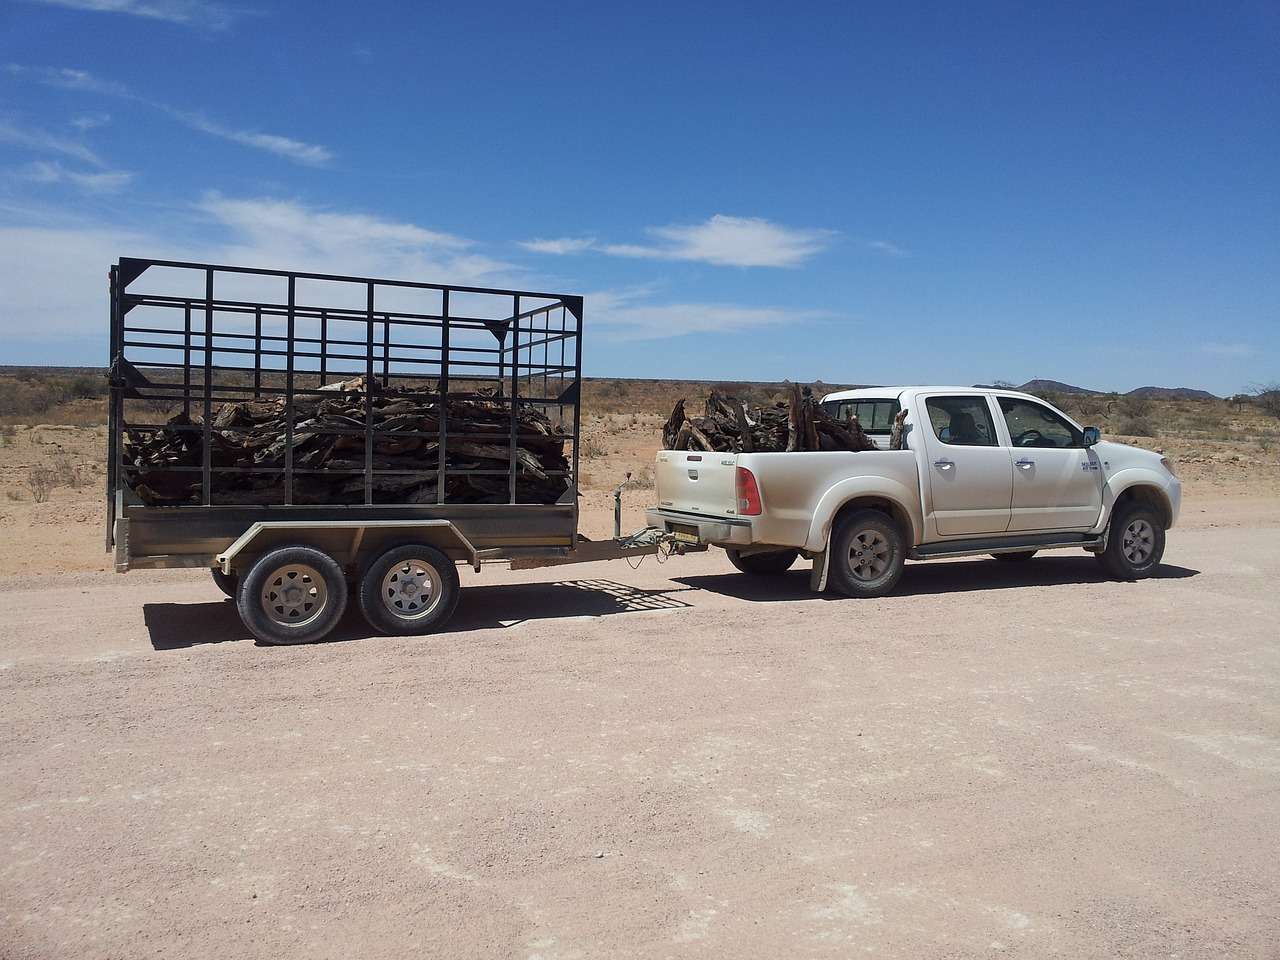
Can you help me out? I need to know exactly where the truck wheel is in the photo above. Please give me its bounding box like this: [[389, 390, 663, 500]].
[[991, 551, 1037, 562], [358, 544, 460, 636], [725, 548, 800, 575], [1096, 505, 1165, 581], [828, 509, 906, 598], [236, 546, 348, 645], [211, 567, 238, 598]]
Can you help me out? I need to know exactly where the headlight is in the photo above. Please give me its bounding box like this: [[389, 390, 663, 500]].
[[1160, 456, 1177, 478]]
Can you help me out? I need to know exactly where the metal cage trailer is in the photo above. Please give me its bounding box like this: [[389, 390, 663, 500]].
[[107, 258, 695, 644]]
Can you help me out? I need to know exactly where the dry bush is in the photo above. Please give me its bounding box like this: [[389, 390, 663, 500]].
[[1115, 416, 1156, 437], [1253, 383, 1280, 419], [628, 467, 655, 490], [26, 465, 56, 503], [51, 453, 85, 488], [582, 437, 608, 459], [1120, 395, 1152, 419]]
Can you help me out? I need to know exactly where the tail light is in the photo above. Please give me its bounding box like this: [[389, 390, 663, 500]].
[[736, 466, 762, 516]]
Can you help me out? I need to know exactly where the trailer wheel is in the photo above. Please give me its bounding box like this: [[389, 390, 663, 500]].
[[211, 567, 238, 598], [725, 548, 799, 575], [236, 546, 348, 645], [358, 544, 460, 636], [828, 509, 906, 599]]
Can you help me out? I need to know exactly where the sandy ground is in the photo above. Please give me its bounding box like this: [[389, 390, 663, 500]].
[[2, 492, 1280, 957]]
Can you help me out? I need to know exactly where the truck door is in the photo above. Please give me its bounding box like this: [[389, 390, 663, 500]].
[[996, 396, 1103, 531], [918, 394, 1013, 537]]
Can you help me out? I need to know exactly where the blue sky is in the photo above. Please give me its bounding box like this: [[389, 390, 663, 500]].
[[0, 0, 1276, 394]]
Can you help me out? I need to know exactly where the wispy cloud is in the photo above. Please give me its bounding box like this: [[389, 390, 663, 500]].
[[519, 215, 834, 268], [517, 236, 597, 255], [20, 159, 132, 193], [23, 0, 243, 30], [70, 112, 112, 131], [0, 117, 102, 166], [603, 214, 835, 268], [866, 239, 908, 257], [173, 111, 333, 166], [10, 64, 334, 166], [588, 286, 830, 341], [1202, 342, 1257, 359]]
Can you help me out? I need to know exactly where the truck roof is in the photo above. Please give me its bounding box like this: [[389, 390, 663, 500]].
[[820, 386, 1046, 403]]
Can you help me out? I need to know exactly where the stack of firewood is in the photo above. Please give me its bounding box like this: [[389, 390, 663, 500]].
[[661, 385, 878, 453], [122, 377, 571, 505]]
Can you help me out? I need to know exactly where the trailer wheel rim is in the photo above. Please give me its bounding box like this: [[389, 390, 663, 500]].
[[848, 529, 890, 581], [260, 563, 328, 627], [381, 559, 444, 621], [1122, 518, 1155, 565]]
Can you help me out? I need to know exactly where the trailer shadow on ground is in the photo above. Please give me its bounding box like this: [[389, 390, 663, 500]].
[[674, 555, 1199, 603], [143, 578, 696, 650]]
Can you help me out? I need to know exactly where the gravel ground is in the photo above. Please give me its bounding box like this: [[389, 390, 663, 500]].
[[2, 521, 1278, 958]]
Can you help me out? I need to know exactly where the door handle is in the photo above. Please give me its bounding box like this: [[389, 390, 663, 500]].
[[1015, 458, 1035, 469], [933, 459, 954, 470]]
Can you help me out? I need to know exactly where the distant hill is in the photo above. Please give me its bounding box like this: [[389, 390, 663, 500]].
[[1125, 385, 1219, 401], [1016, 379, 1101, 396]]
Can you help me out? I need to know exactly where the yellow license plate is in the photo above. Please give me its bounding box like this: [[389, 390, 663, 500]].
[[672, 529, 700, 544]]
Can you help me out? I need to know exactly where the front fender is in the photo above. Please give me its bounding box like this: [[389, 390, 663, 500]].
[[1093, 468, 1179, 534], [804, 476, 923, 553]]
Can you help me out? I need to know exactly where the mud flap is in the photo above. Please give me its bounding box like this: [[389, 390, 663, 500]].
[[809, 547, 830, 593]]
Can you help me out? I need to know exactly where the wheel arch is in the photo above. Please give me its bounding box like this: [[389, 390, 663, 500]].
[[218, 520, 477, 576], [809, 490, 917, 554], [1106, 479, 1174, 530]]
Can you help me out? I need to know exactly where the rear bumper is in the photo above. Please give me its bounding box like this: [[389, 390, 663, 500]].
[[645, 507, 753, 546]]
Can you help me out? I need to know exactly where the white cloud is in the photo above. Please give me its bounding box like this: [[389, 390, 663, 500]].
[[601, 214, 835, 268], [0, 195, 519, 340], [517, 236, 597, 255], [866, 239, 907, 257], [173, 112, 333, 166], [23, 0, 242, 30], [1202, 342, 1256, 359], [71, 112, 112, 130], [20, 159, 132, 193], [10, 64, 334, 166], [0, 117, 102, 166], [587, 286, 829, 341]]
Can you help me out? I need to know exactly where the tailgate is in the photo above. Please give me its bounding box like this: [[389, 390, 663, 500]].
[[654, 450, 739, 518]]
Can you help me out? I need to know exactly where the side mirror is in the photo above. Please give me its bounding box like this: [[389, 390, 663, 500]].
[[1082, 426, 1101, 447]]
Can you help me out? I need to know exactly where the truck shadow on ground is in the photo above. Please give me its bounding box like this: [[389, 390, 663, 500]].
[[143, 578, 696, 650], [674, 555, 1199, 603]]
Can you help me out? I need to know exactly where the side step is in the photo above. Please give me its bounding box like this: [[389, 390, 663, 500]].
[[911, 531, 1104, 562]]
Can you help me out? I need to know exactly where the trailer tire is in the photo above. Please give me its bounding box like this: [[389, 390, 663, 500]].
[[828, 509, 906, 599], [358, 544, 460, 636], [211, 567, 238, 598], [725, 548, 799, 575], [237, 546, 348, 646]]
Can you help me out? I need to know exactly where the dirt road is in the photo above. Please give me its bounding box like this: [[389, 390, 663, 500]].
[[3, 520, 1279, 958]]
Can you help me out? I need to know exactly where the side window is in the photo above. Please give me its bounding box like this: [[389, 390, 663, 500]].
[[998, 397, 1083, 448], [925, 396, 998, 447], [820, 399, 901, 434]]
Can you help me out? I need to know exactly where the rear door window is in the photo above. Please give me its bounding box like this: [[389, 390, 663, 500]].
[[924, 396, 998, 446]]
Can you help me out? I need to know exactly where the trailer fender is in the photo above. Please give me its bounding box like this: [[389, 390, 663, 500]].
[[217, 520, 480, 575]]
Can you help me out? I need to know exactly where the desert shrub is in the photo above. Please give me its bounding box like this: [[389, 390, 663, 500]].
[[1070, 395, 1105, 419], [51, 453, 85, 488], [1120, 395, 1152, 419], [582, 437, 608, 459], [26, 465, 56, 503], [1115, 416, 1156, 437], [1253, 383, 1280, 419], [67, 373, 107, 399], [628, 467, 655, 490]]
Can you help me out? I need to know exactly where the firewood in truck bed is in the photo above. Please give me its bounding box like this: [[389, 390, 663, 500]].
[[661, 385, 877, 453], [121, 378, 572, 506]]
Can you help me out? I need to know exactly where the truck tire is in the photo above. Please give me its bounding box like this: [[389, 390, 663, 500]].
[[358, 544, 460, 636], [236, 546, 348, 645], [991, 551, 1037, 562], [211, 567, 238, 598], [828, 509, 906, 599], [725, 547, 799, 575], [1096, 505, 1165, 581]]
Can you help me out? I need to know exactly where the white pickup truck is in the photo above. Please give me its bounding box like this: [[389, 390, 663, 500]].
[[646, 386, 1181, 597]]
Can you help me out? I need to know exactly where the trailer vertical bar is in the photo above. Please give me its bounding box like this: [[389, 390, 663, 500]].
[[382, 314, 390, 385], [319, 309, 328, 386], [284, 274, 296, 505], [437, 289, 449, 504], [364, 282, 375, 506], [202, 268, 214, 506], [182, 303, 192, 418], [105, 264, 119, 551], [571, 302, 582, 511], [253, 305, 262, 399], [508, 294, 520, 503]]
